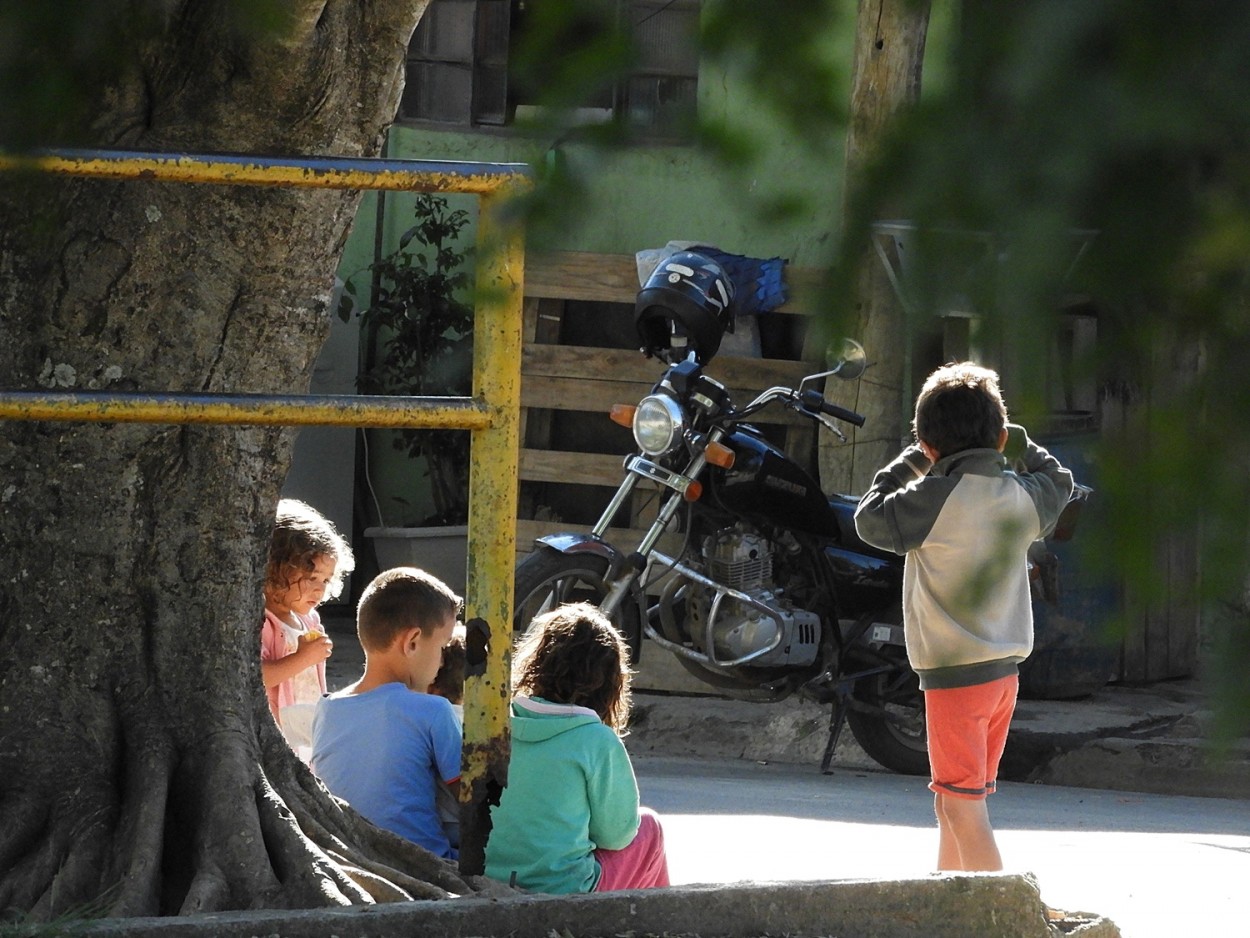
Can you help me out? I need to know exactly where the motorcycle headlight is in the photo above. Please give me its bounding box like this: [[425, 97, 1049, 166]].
[[633, 394, 685, 456]]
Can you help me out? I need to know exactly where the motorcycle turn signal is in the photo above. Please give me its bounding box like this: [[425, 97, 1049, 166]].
[[610, 404, 636, 427], [704, 441, 735, 468]]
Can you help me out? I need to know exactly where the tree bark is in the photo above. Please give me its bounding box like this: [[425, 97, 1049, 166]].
[[0, 0, 504, 919], [819, 0, 931, 494]]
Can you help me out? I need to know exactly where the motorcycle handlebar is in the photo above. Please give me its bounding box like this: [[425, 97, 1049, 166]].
[[798, 388, 866, 427], [821, 401, 866, 427]]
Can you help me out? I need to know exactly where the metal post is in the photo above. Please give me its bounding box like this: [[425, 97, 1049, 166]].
[[457, 186, 525, 875]]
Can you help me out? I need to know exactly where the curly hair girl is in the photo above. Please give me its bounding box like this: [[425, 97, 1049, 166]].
[[261, 499, 354, 760], [511, 601, 633, 733]]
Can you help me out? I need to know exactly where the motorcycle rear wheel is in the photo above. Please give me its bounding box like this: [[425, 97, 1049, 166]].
[[512, 547, 641, 652], [846, 667, 929, 776]]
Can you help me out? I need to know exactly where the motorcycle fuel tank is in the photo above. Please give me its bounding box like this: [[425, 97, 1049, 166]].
[[706, 429, 840, 537]]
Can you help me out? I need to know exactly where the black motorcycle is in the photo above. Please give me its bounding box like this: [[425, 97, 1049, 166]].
[[512, 253, 1083, 776]]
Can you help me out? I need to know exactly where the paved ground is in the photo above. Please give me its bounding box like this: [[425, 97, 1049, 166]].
[[626, 676, 1250, 800], [284, 615, 1250, 937], [635, 753, 1250, 938], [321, 613, 1249, 799]]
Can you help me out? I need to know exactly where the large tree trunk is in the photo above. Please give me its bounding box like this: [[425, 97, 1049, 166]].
[[0, 0, 494, 919], [819, 0, 930, 494]]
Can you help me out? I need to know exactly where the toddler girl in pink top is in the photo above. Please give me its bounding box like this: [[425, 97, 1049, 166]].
[[261, 499, 354, 760]]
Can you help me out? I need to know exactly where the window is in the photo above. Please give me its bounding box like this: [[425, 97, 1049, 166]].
[[400, 0, 700, 138]]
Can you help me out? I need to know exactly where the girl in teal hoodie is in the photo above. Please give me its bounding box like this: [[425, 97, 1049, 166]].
[[485, 602, 670, 894]]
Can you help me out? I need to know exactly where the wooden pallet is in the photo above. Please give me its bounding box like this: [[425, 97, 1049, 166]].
[[517, 250, 825, 559]]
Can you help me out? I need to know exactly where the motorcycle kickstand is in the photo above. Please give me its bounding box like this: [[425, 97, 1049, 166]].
[[820, 687, 853, 776]]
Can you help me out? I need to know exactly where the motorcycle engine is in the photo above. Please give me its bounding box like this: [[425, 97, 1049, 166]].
[[688, 525, 821, 667]]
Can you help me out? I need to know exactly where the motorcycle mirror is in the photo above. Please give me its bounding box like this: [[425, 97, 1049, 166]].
[[825, 339, 867, 381]]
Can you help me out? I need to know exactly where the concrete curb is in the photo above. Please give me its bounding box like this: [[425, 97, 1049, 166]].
[[72, 875, 1118, 938], [1034, 734, 1250, 799]]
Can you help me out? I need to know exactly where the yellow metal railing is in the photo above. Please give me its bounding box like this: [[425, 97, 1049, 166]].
[[0, 148, 529, 876]]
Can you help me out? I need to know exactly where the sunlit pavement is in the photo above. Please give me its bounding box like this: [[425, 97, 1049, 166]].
[[634, 754, 1250, 938]]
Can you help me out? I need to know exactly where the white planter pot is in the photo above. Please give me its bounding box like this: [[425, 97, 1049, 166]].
[[364, 525, 468, 596]]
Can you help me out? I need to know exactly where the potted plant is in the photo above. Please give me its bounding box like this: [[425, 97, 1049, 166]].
[[344, 194, 475, 590]]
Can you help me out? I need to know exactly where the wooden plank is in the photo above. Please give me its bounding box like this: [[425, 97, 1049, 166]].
[[518, 297, 564, 522], [521, 298, 563, 447], [524, 344, 664, 382], [708, 354, 819, 387], [519, 449, 625, 487], [521, 295, 543, 344], [524, 343, 815, 387], [520, 375, 809, 426], [524, 344, 656, 381], [520, 375, 652, 414], [525, 252, 641, 303], [518, 297, 543, 449], [526, 250, 825, 316], [532, 297, 566, 344]]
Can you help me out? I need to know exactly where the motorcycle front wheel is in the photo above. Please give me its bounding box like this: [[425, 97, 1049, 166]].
[[846, 665, 929, 776], [512, 547, 642, 653]]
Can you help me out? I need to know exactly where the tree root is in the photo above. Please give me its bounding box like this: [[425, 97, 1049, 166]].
[[278, 757, 469, 899], [0, 727, 501, 922], [0, 795, 48, 913], [105, 729, 174, 917]]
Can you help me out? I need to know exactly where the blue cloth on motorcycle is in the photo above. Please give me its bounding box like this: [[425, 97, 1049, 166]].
[[690, 246, 789, 316]]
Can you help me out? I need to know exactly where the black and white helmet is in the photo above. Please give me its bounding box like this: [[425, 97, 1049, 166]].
[[635, 251, 736, 364]]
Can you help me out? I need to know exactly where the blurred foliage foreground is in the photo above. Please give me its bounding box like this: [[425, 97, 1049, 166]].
[[834, 1, 1250, 746]]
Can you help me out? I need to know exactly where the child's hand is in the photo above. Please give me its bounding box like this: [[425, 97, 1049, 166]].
[[901, 443, 933, 478], [1002, 423, 1028, 465], [296, 630, 334, 664]]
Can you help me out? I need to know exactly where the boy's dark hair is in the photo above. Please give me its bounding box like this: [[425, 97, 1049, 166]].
[[429, 634, 466, 704], [266, 498, 354, 599], [913, 362, 1007, 457], [512, 602, 632, 733], [357, 567, 461, 653]]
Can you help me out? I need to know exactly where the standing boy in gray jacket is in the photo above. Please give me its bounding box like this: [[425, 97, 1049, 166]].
[[854, 362, 1073, 872]]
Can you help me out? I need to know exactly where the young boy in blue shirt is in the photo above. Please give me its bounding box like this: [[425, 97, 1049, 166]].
[[311, 567, 462, 859], [854, 362, 1072, 872]]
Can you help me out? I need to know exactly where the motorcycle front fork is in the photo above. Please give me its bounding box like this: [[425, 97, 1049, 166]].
[[589, 456, 790, 670], [593, 449, 710, 619]]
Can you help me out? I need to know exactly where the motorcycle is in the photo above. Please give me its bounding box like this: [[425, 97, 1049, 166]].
[[512, 253, 1086, 776]]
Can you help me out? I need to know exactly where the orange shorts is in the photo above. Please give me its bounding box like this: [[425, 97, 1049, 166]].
[[924, 674, 1018, 800]]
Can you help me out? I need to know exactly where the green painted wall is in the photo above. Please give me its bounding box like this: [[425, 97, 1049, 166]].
[[336, 6, 859, 529], [338, 7, 857, 279]]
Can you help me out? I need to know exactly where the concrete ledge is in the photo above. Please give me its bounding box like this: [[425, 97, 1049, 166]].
[[72, 875, 1117, 938]]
